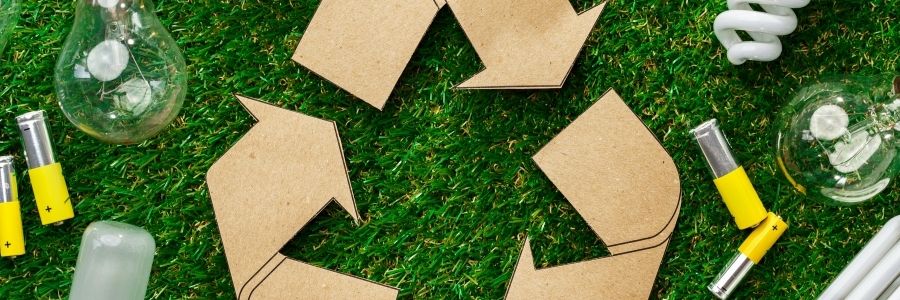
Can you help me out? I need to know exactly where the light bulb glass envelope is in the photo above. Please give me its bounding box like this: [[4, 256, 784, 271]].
[[0, 0, 17, 54], [69, 221, 155, 300], [55, 0, 186, 144], [775, 75, 900, 204]]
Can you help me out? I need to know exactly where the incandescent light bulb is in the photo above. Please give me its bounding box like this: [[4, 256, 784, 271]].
[[55, 0, 187, 144], [775, 75, 900, 204]]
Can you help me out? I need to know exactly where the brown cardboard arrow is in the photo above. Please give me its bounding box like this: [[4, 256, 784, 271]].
[[293, 0, 604, 108], [207, 95, 398, 299], [510, 89, 681, 299], [448, 0, 606, 89], [292, 0, 444, 110]]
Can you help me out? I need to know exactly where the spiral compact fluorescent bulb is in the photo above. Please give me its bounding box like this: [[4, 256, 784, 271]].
[[713, 0, 810, 65]]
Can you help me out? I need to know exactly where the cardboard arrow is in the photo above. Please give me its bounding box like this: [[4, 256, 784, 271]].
[[292, 0, 444, 110], [448, 0, 606, 89], [293, 0, 605, 108], [509, 89, 681, 299], [207, 95, 398, 299]]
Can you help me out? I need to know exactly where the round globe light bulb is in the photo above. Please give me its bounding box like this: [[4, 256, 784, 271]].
[[55, 0, 187, 144], [775, 75, 900, 204]]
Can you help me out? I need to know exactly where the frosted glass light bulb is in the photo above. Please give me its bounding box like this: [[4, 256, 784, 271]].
[[0, 0, 17, 54], [55, 0, 187, 144], [69, 221, 156, 300], [775, 75, 900, 204]]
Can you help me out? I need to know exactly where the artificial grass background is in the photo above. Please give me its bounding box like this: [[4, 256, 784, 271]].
[[0, 0, 898, 298]]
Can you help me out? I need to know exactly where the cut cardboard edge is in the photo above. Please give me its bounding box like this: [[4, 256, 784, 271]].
[[330, 116, 361, 222], [234, 197, 400, 299], [246, 254, 401, 299], [290, 1, 446, 110], [601, 199, 683, 256], [228, 94, 361, 222], [505, 196, 681, 276], [289, 54, 391, 110], [606, 198, 681, 255], [450, 1, 608, 90], [503, 198, 680, 299], [502, 226, 676, 300], [283, 257, 401, 292], [234, 197, 360, 298], [507, 230, 675, 287], [531, 88, 681, 247]]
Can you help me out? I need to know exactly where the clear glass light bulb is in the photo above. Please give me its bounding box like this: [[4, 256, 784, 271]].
[[775, 75, 900, 204], [0, 0, 18, 54], [55, 0, 186, 144]]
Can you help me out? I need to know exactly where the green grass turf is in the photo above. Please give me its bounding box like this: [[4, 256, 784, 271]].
[[0, 0, 899, 298]]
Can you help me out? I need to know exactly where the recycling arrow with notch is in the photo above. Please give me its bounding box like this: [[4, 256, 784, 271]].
[[507, 89, 682, 299], [207, 95, 397, 299]]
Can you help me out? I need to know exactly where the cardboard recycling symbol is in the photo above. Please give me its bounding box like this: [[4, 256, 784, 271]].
[[207, 90, 681, 299], [292, 0, 607, 109]]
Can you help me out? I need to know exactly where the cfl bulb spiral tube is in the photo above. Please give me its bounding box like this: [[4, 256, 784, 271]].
[[713, 0, 810, 65]]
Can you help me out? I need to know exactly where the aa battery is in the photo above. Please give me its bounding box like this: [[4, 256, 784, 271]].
[[692, 119, 768, 229], [0, 155, 25, 256], [709, 213, 788, 299], [16, 111, 74, 225]]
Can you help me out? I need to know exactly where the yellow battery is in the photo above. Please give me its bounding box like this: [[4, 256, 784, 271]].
[[0, 169, 25, 257], [0, 200, 25, 257], [739, 212, 788, 264], [30, 163, 74, 225], [709, 212, 789, 299], [713, 166, 769, 229]]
